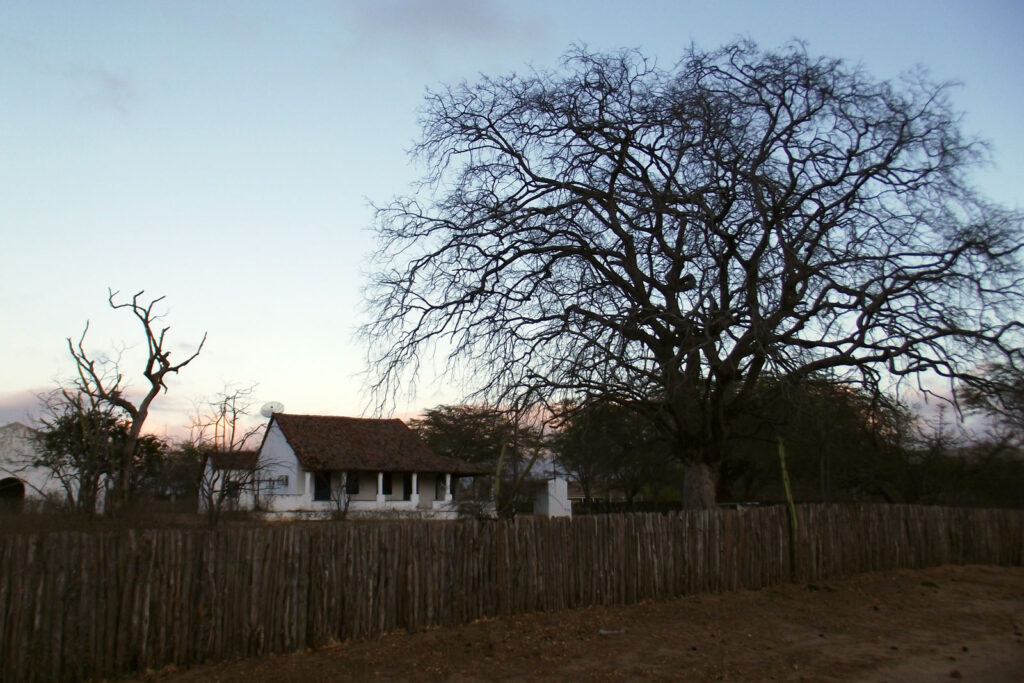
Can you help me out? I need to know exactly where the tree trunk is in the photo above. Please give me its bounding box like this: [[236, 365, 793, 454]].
[[116, 405, 149, 511], [683, 462, 716, 509]]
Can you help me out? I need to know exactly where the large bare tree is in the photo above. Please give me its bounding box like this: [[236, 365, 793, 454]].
[[363, 42, 1023, 507], [70, 289, 206, 510]]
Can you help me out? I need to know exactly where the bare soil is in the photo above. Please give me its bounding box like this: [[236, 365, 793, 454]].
[[144, 565, 1024, 682]]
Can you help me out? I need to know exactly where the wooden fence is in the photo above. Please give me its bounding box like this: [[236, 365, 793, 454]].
[[1, 504, 1021, 681]]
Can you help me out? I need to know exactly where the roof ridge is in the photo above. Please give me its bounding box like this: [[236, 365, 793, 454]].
[[269, 413, 489, 475], [275, 413, 401, 421]]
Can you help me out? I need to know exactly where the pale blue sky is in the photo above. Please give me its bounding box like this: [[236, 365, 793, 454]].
[[2, 0, 1022, 436]]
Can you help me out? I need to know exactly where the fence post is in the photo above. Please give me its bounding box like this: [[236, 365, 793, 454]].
[[777, 437, 799, 580]]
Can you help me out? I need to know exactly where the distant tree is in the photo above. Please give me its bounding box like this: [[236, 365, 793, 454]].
[[718, 377, 913, 503], [363, 42, 1023, 508], [34, 388, 167, 514], [68, 289, 205, 511], [409, 404, 544, 516], [190, 384, 266, 526], [962, 362, 1024, 446], [551, 401, 675, 503], [548, 405, 608, 502], [899, 406, 970, 505], [34, 390, 117, 514], [946, 442, 1024, 509], [955, 361, 1024, 507], [150, 447, 203, 503], [409, 404, 513, 465]]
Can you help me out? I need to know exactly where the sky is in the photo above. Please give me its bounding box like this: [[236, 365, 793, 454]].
[[2, 0, 1022, 438]]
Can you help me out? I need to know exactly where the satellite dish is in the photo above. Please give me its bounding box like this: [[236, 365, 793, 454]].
[[260, 401, 285, 418]]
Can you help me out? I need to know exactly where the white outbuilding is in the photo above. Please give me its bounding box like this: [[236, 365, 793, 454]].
[[0, 422, 68, 509]]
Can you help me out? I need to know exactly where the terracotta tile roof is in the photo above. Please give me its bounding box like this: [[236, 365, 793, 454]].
[[270, 414, 491, 475], [209, 450, 258, 471]]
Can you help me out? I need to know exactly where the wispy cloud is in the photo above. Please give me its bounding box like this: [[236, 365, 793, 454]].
[[344, 0, 549, 66], [1, 35, 137, 115], [62, 65, 138, 115], [0, 388, 196, 441], [0, 389, 45, 427]]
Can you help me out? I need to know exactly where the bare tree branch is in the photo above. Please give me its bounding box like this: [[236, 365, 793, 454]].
[[363, 42, 1024, 507]]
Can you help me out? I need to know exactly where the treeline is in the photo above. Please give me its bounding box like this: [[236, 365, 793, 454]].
[[23, 383, 265, 521], [412, 372, 1024, 512], [25, 368, 1023, 518]]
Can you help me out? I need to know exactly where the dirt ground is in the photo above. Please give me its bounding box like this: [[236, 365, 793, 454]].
[[146, 565, 1023, 682]]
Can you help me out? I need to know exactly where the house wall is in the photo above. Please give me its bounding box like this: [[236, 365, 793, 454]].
[[331, 471, 444, 506], [534, 477, 572, 517], [420, 473, 441, 504], [257, 422, 304, 496], [197, 461, 259, 512], [0, 422, 73, 505], [345, 472, 377, 502]]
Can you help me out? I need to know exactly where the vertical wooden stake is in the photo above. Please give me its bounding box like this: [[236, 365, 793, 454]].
[[777, 436, 799, 581]]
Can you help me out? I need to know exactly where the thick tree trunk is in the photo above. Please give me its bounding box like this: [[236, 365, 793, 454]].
[[682, 461, 716, 509]]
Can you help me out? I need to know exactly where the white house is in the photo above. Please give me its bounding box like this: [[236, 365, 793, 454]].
[[0, 422, 68, 509], [221, 413, 491, 519]]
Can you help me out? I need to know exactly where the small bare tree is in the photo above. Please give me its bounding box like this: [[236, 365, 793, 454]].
[[191, 384, 266, 525], [195, 450, 262, 525], [329, 472, 353, 520], [70, 289, 206, 511]]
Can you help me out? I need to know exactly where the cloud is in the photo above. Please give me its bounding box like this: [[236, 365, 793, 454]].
[[1, 35, 137, 115], [345, 0, 549, 64], [62, 64, 138, 115], [0, 388, 195, 442], [0, 389, 46, 427]]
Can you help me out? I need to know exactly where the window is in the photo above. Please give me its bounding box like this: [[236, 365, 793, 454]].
[[402, 473, 413, 501], [223, 481, 241, 500], [262, 475, 288, 490], [345, 472, 360, 495], [313, 471, 331, 501], [381, 472, 392, 496]]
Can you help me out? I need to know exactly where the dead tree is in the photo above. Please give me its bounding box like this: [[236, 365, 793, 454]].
[[69, 289, 206, 511]]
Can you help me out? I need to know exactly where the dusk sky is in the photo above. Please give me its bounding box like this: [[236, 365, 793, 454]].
[[2, 1, 1022, 438]]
